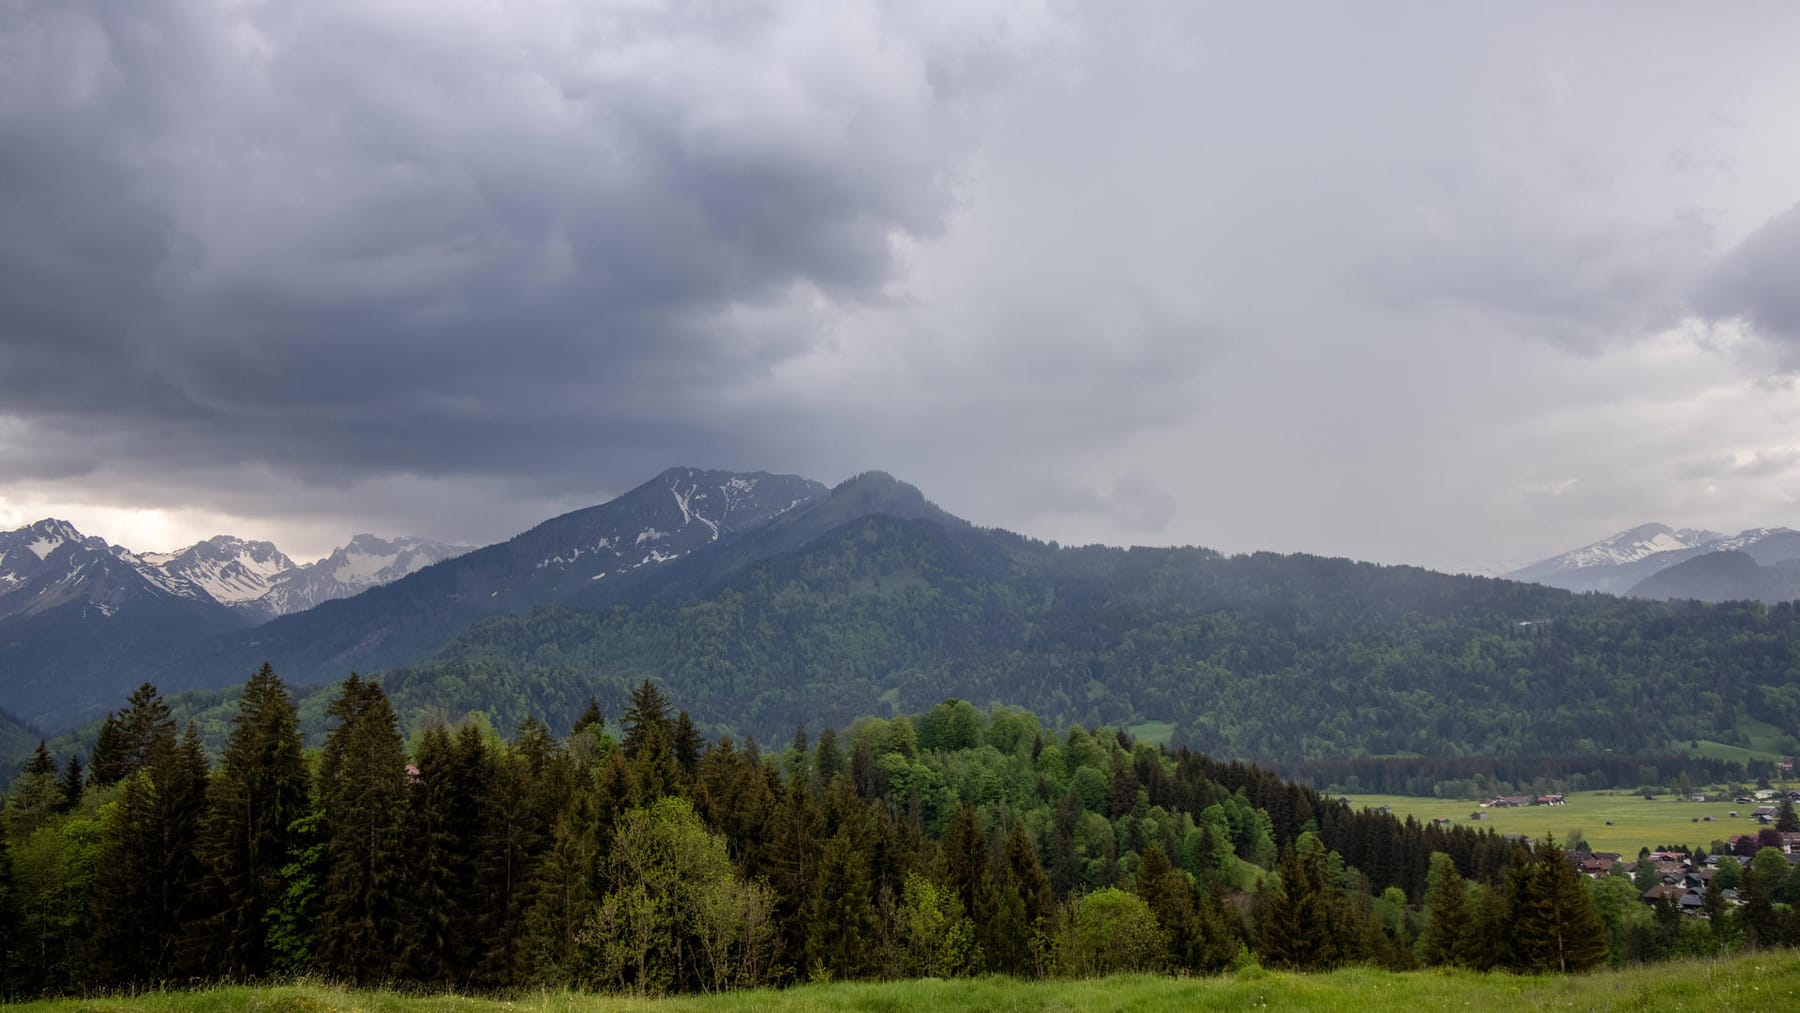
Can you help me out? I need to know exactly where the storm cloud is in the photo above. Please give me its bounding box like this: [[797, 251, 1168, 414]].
[[4, 1, 1800, 570]]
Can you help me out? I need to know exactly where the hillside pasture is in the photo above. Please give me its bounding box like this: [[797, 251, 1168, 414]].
[[12, 954, 1800, 1012], [1340, 787, 1795, 856]]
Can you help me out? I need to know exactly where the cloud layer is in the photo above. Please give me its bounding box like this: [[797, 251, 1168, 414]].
[[4, 1, 1800, 568]]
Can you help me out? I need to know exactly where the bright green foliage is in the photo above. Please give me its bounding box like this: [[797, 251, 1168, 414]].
[[5, 804, 101, 994], [585, 797, 775, 995], [1054, 888, 1165, 976], [894, 873, 979, 977], [262, 810, 323, 975]]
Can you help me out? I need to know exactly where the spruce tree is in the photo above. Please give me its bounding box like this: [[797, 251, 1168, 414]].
[[1418, 852, 1472, 967], [86, 714, 130, 788], [316, 675, 410, 984], [395, 725, 466, 985], [1504, 837, 1606, 973], [89, 725, 209, 984], [1740, 865, 1778, 949], [571, 697, 604, 738], [1258, 843, 1340, 971], [55, 756, 83, 814], [189, 663, 311, 979], [806, 825, 878, 979]]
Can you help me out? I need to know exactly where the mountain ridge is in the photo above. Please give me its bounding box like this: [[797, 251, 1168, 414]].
[[1507, 522, 1800, 594]]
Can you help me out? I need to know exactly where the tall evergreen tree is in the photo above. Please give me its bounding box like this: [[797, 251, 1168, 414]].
[[1504, 837, 1606, 973], [395, 725, 473, 986], [806, 825, 878, 979], [89, 725, 209, 985], [316, 675, 410, 984], [189, 663, 311, 979], [1418, 852, 1473, 967], [55, 757, 82, 815], [86, 714, 130, 788], [1258, 842, 1340, 971]]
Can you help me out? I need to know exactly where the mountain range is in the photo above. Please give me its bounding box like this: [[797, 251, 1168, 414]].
[[9, 469, 1800, 770], [0, 520, 466, 728], [1507, 522, 1800, 602]]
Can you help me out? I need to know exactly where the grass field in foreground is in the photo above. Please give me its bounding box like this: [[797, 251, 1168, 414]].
[[1339, 786, 1797, 856], [13, 953, 1800, 1013]]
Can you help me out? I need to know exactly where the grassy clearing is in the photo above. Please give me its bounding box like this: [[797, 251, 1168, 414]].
[[1126, 721, 1176, 747], [1678, 717, 1796, 764], [1340, 787, 1797, 856], [12, 953, 1800, 1013]]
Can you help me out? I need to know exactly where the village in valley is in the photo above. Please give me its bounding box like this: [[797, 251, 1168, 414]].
[[1343, 778, 1800, 918]]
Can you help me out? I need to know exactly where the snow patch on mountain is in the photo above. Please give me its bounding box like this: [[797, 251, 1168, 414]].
[[1509, 522, 1800, 595], [1549, 523, 1722, 570]]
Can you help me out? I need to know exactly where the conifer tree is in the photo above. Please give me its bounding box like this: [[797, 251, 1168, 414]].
[[674, 711, 703, 779], [1418, 852, 1472, 967], [1005, 822, 1056, 944], [1257, 842, 1340, 970], [622, 680, 673, 760], [86, 713, 129, 788], [316, 675, 410, 984], [521, 786, 601, 986], [55, 756, 82, 815], [89, 724, 209, 984], [1740, 864, 1778, 949], [940, 806, 995, 967], [806, 825, 878, 979], [189, 663, 310, 979], [1504, 837, 1606, 973], [396, 725, 471, 985], [571, 696, 604, 737]]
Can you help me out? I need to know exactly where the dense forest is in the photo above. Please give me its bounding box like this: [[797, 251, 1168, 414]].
[[4, 668, 1798, 998], [237, 514, 1800, 762]]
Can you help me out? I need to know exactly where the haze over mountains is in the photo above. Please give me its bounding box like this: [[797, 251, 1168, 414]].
[[1508, 522, 1800, 602]]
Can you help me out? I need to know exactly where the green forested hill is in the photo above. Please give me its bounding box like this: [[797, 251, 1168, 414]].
[[353, 513, 1800, 759]]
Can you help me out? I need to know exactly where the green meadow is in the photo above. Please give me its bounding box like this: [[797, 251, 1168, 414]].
[[1340, 787, 1796, 856], [12, 954, 1800, 1013]]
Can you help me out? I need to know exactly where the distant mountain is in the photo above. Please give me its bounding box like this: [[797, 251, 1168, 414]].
[[126, 532, 470, 621], [129, 536, 298, 613], [326, 495, 1800, 760], [1626, 550, 1800, 604], [146, 468, 829, 702], [0, 519, 250, 729], [1507, 523, 1800, 594]]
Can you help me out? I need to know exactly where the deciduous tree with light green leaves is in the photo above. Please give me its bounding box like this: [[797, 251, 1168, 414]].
[[1053, 887, 1165, 976]]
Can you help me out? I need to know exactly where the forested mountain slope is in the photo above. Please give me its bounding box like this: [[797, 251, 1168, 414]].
[[354, 511, 1800, 759], [140, 468, 826, 709]]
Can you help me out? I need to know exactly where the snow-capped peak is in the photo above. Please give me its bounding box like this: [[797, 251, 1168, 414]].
[[145, 535, 298, 606], [1548, 523, 1724, 570]]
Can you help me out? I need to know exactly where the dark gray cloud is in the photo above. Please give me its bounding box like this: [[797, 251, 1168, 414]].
[[1695, 201, 1800, 347], [0, 1, 1038, 500], [6, 1, 1800, 573]]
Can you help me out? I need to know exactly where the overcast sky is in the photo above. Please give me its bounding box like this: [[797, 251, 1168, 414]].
[[4, 1, 1800, 572]]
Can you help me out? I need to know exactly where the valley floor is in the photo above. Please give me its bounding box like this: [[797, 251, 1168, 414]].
[[15, 954, 1800, 1013], [1339, 786, 1798, 856]]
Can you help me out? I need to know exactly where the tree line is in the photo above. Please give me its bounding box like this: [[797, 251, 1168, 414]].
[[1269, 752, 1773, 799], [2, 669, 1798, 997]]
